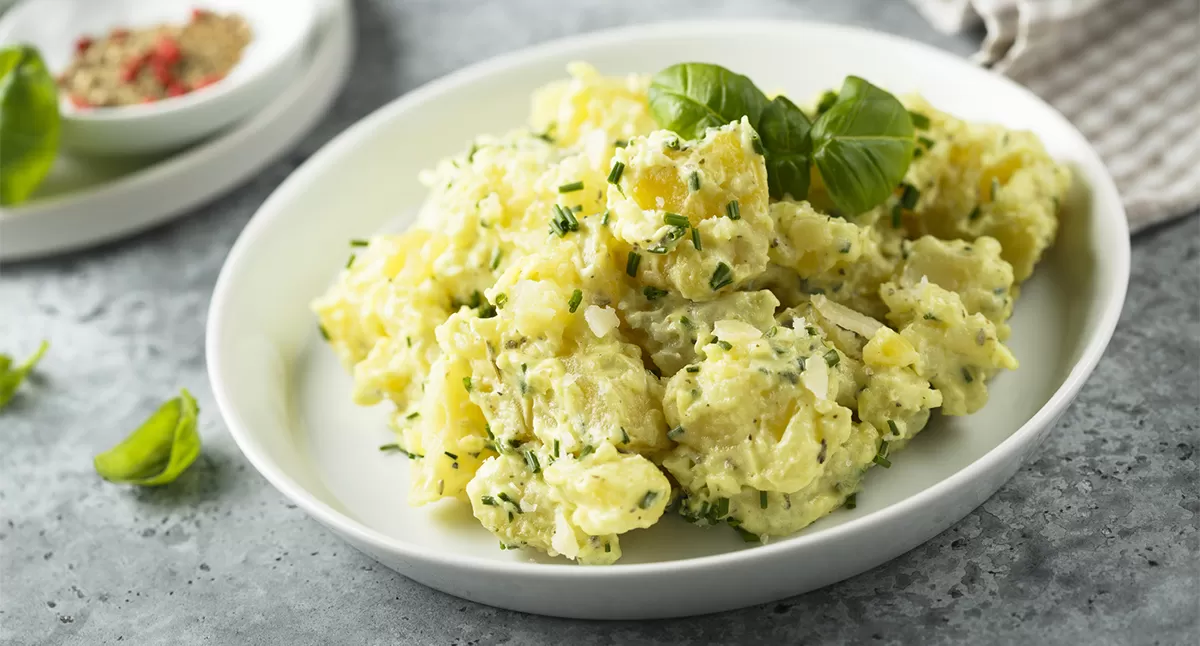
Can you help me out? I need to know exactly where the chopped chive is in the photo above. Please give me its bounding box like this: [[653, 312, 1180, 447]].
[[444, 451, 459, 460], [620, 427, 630, 445], [643, 286, 668, 301], [716, 340, 733, 351], [524, 450, 540, 473], [579, 445, 595, 459], [845, 493, 857, 509], [685, 365, 700, 373], [318, 324, 330, 341], [647, 245, 668, 255], [725, 200, 741, 220], [691, 227, 702, 250], [626, 251, 642, 277], [909, 111, 931, 129], [900, 183, 920, 209], [873, 441, 892, 468], [614, 139, 628, 148], [600, 209, 611, 226], [379, 443, 400, 452], [406, 336, 413, 347], [558, 181, 584, 193], [664, 137, 681, 151], [607, 161, 625, 185], [664, 212, 690, 228], [350, 238, 369, 247], [495, 293, 508, 308], [891, 203, 903, 228], [345, 254, 356, 269], [990, 178, 1001, 201], [604, 543, 611, 553], [572, 204, 583, 213], [568, 289, 583, 313], [709, 262, 733, 290], [968, 205, 982, 220], [887, 419, 900, 437], [667, 426, 685, 440], [688, 171, 701, 192], [554, 204, 579, 232], [714, 497, 729, 518], [553, 439, 560, 457], [462, 377, 473, 392], [406, 411, 420, 420], [961, 366, 974, 384], [751, 135, 764, 155], [679, 315, 694, 329], [918, 135, 935, 149], [824, 349, 840, 367], [735, 527, 760, 543], [490, 248, 503, 270], [759, 491, 768, 509], [913, 147, 924, 159], [481, 495, 497, 506], [639, 491, 659, 509]]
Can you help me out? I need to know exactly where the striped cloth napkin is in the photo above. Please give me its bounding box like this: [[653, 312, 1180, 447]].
[[908, 0, 1199, 232]]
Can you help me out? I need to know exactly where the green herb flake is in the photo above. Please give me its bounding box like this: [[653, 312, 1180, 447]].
[[663, 212, 690, 228], [558, 180, 584, 193], [406, 411, 421, 420], [614, 139, 628, 148], [823, 349, 840, 367], [887, 419, 900, 437], [626, 251, 642, 277], [873, 441, 892, 468], [444, 451, 459, 460], [891, 203, 903, 228], [685, 365, 700, 373], [680, 315, 694, 329], [909, 111, 931, 129], [709, 262, 733, 291], [639, 491, 659, 510], [759, 491, 769, 509], [607, 161, 625, 185], [523, 450, 540, 474], [690, 227, 702, 251], [568, 289, 584, 313], [667, 426, 685, 440], [845, 493, 858, 509], [462, 377, 473, 393], [726, 200, 741, 220], [968, 205, 982, 221], [345, 254, 356, 269], [93, 389, 201, 486], [318, 325, 331, 342], [736, 527, 761, 543], [716, 340, 733, 351], [620, 427, 630, 444], [899, 183, 920, 209], [552, 439, 560, 457], [481, 495, 497, 506], [490, 248, 503, 271], [579, 444, 595, 459], [643, 286, 669, 301], [349, 238, 369, 247], [961, 366, 975, 384], [917, 135, 935, 149], [990, 177, 1001, 201], [688, 171, 701, 192], [600, 209, 611, 226], [495, 292, 508, 308]]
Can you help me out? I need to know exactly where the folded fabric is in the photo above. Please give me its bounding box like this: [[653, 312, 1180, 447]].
[[909, 0, 1199, 232]]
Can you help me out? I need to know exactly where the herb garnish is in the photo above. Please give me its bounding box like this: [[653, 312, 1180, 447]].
[[607, 161, 625, 185], [639, 491, 659, 509], [691, 227, 702, 250], [709, 262, 733, 290], [626, 251, 642, 277], [350, 239, 369, 247], [823, 349, 840, 367], [725, 200, 740, 220], [643, 286, 669, 300], [557, 180, 584, 193], [688, 170, 701, 192], [462, 377, 473, 392], [873, 441, 892, 468], [567, 289, 583, 313], [663, 212, 690, 228], [93, 389, 201, 486]]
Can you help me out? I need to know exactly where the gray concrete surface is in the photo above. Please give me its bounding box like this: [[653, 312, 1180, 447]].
[[1, 0, 1197, 644]]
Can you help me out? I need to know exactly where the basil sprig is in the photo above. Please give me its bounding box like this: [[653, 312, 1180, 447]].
[[0, 45, 60, 206], [0, 340, 49, 409], [94, 389, 202, 486], [647, 64, 914, 215]]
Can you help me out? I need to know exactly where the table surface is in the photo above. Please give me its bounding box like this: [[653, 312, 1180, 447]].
[[2, 1, 1197, 644]]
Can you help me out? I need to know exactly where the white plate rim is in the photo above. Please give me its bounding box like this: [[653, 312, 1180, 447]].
[[207, 19, 1130, 580], [0, 0, 352, 260]]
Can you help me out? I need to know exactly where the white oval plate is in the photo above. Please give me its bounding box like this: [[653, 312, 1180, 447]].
[[207, 21, 1129, 619], [0, 0, 350, 262]]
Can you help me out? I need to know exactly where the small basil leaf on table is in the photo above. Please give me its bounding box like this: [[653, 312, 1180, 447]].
[[758, 95, 813, 200], [94, 389, 202, 486], [648, 63, 769, 140], [0, 45, 61, 206], [0, 340, 49, 409], [811, 76, 915, 216]]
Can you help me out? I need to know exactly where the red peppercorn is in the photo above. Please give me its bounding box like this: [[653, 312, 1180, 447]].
[[155, 36, 181, 65], [75, 36, 93, 54]]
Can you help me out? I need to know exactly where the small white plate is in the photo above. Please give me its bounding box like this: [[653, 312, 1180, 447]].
[[0, 0, 351, 261], [207, 21, 1129, 619], [0, 0, 318, 155]]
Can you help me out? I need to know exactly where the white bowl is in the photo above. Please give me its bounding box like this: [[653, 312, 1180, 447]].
[[0, 0, 317, 155], [206, 21, 1129, 619]]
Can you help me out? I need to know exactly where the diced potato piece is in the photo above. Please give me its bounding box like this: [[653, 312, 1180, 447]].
[[607, 119, 773, 300], [898, 235, 1016, 339], [530, 61, 657, 150], [858, 327, 943, 448], [882, 279, 1018, 415]]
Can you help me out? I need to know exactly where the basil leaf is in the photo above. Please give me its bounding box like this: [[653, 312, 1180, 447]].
[[758, 96, 812, 200], [648, 63, 769, 140], [0, 340, 49, 409], [94, 389, 202, 486], [0, 45, 60, 206], [811, 76, 914, 216]]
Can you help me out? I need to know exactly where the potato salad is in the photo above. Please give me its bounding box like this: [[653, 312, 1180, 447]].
[[313, 62, 1069, 564]]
